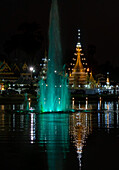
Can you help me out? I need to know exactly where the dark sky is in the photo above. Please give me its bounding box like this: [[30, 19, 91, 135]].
[[0, 0, 119, 67]]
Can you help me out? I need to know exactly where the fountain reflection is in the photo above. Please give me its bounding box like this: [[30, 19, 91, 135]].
[[38, 113, 69, 170]]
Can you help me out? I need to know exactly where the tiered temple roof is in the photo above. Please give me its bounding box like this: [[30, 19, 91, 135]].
[[0, 61, 19, 81], [0, 61, 32, 82], [69, 30, 87, 88]]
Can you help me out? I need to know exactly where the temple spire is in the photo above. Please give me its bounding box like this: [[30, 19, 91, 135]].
[[69, 29, 87, 88], [78, 29, 81, 41], [74, 29, 84, 72], [74, 43, 84, 71]]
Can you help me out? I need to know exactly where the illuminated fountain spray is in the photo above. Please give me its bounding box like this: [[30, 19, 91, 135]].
[[38, 0, 70, 112]]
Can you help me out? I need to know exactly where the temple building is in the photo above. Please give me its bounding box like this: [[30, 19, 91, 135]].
[[0, 60, 34, 90], [88, 71, 96, 88], [14, 63, 33, 86], [68, 30, 88, 74], [0, 61, 20, 82], [69, 30, 87, 88]]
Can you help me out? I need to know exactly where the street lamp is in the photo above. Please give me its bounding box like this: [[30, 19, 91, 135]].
[[29, 67, 34, 79], [30, 67, 33, 72]]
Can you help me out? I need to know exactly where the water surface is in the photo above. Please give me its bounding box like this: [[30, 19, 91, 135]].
[[0, 99, 119, 170]]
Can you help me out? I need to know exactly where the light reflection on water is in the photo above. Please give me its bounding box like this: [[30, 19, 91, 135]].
[[70, 112, 92, 168], [38, 113, 69, 170], [0, 100, 119, 169]]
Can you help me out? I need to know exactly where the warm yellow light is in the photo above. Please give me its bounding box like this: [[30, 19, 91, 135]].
[[107, 78, 109, 83], [2, 87, 4, 90]]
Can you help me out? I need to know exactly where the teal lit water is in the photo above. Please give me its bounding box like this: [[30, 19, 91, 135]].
[[0, 99, 119, 170]]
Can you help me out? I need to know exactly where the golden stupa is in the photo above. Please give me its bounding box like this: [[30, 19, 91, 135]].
[[69, 30, 87, 88]]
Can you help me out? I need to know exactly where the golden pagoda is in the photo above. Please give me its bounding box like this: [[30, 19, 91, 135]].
[[89, 71, 96, 88], [69, 30, 87, 88], [89, 71, 94, 82]]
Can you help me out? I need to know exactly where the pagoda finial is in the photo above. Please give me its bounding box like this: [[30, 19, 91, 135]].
[[73, 29, 84, 71], [76, 29, 82, 49], [78, 29, 80, 40]]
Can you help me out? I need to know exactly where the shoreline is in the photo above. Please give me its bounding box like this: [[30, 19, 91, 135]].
[[71, 93, 119, 101], [0, 93, 118, 104]]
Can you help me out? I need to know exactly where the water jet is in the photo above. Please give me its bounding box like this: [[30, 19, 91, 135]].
[[38, 0, 70, 112]]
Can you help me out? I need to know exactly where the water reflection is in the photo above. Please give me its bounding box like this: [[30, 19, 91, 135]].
[[71, 97, 95, 111], [38, 113, 69, 170], [70, 112, 92, 168], [0, 99, 119, 169], [13, 104, 15, 110], [30, 113, 36, 143], [0, 112, 5, 131], [20, 114, 24, 129], [1, 105, 4, 111], [13, 113, 15, 131], [98, 98, 102, 110], [97, 100, 119, 129], [72, 97, 75, 109], [85, 97, 88, 110]]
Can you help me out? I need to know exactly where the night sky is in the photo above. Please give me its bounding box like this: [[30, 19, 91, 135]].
[[0, 0, 119, 67]]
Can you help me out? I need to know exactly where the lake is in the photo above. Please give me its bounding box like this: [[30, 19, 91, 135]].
[[0, 98, 119, 170]]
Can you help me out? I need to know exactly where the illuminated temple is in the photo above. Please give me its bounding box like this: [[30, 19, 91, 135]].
[[0, 61, 32, 90], [69, 30, 87, 88]]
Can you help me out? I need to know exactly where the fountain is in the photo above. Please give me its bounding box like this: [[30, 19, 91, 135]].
[[38, 0, 70, 112]]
